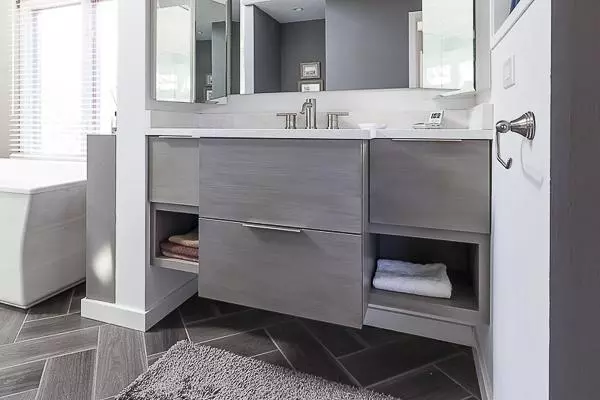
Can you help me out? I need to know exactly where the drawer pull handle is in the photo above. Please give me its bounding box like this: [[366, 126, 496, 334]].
[[391, 138, 463, 142], [241, 223, 302, 233], [157, 135, 195, 139]]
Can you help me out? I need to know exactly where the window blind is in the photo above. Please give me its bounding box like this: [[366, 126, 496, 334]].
[[10, 0, 117, 161]]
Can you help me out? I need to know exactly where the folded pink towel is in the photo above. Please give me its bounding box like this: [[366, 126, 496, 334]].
[[161, 250, 198, 263], [160, 241, 198, 261], [168, 228, 199, 249]]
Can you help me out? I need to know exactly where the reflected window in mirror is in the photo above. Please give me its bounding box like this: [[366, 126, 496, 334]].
[[236, 0, 474, 95], [153, 0, 230, 103]]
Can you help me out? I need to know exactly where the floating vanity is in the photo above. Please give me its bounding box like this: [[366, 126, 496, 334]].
[[146, 128, 492, 346]]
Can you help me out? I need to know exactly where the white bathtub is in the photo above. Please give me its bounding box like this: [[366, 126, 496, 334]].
[[0, 159, 86, 308]]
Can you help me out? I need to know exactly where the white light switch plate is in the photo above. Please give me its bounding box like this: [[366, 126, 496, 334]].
[[503, 56, 516, 89]]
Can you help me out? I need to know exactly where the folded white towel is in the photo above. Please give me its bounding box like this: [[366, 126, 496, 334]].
[[372, 259, 453, 299]]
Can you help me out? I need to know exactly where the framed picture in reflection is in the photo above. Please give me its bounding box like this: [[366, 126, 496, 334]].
[[298, 80, 323, 92], [300, 62, 321, 79]]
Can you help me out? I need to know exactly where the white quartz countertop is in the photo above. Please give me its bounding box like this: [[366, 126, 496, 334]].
[[148, 128, 493, 140]]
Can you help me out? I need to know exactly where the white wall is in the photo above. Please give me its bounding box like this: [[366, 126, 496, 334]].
[[490, 1, 550, 399], [115, 0, 195, 318], [0, 0, 10, 158]]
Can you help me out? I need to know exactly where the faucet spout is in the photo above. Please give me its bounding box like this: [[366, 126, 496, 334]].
[[299, 98, 317, 129]]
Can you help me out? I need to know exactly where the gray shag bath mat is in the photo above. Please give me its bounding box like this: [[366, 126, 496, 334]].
[[116, 341, 396, 400]]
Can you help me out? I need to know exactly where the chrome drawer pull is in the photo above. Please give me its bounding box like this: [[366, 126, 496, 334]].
[[391, 138, 463, 142], [157, 135, 195, 139], [241, 223, 302, 233]]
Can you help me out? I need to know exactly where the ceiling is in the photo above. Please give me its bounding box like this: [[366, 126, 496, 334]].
[[246, 0, 325, 23]]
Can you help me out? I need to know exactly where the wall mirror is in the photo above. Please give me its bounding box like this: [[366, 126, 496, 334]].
[[152, 0, 475, 102], [236, 0, 475, 95], [153, 0, 232, 103]]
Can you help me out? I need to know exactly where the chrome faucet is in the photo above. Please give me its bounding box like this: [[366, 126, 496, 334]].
[[299, 98, 317, 129]]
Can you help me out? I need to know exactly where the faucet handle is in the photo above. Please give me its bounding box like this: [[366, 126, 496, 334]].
[[326, 112, 350, 129], [276, 113, 297, 129]]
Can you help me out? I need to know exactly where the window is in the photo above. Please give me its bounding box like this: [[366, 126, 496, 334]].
[[11, 0, 117, 160]]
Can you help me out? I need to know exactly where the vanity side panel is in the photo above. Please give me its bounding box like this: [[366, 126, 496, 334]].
[[87, 134, 116, 303]]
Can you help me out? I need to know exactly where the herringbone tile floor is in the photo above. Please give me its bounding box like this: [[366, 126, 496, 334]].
[[0, 284, 481, 400]]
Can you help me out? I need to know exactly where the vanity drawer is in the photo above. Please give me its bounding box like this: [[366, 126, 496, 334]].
[[370, 140, 490, 234], [197, 218, 364, 328], [148, 137, 199, 206], [198, 139, 364, 233]]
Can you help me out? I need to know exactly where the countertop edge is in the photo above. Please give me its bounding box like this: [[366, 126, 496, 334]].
[[146, 128, 493, 141]]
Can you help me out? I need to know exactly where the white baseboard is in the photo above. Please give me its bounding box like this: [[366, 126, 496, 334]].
[[81, 278, 197, 331]]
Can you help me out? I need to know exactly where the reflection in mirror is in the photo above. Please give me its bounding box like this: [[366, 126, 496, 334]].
[[154, 0, 230, 103], [236, 0, 474, 95], [155, 0, 194, 102]]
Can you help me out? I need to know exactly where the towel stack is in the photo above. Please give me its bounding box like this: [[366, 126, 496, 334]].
[[372, 259, 453, 299], [160, 228, 199, 262]]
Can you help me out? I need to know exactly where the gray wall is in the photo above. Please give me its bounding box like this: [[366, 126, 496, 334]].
[[325, 0, 422, 91], [195, 40, 212, 102], [253, 7, 281, 93], [550, 0, 600, 399], [280, 20, 326, 92], [211, 21, 227, 99], [230, 22, 241, 95]]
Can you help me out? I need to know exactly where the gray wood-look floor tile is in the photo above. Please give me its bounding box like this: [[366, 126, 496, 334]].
[[302, 320, 366, 357], [340, 334, 460, 387], [94, 325, 145, 400], [144, 312, 187, 356], [267, 321, 354, 385], [0, 307, 27, 346], [352, 326, 408, 347], [17, 314, 104, 342], [0, 326, 99, 370], [178, 296, 219, 324], [0, 361, 45, 398], [435, 353, 481, 398], [253, 350, 291, 369], [203, 329, 276, 357], [36, 349, 95, 400], [25, 291, 72, 323], [213, 301, 249, 316], [0, 389, 38, 400], [371, 367, 469, 400], [186, 309, 289, 344], [68, 284, 86, 314]]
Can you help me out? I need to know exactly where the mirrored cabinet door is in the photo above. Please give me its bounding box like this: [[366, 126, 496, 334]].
[[155, 0, 195, 102], [422, 0, 474, 90], [237, 0, 475, 95], [151, 0, 476, 102], [153, 0, 229, 103]]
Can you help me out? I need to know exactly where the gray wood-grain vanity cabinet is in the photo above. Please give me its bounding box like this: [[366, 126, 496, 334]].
[[197, 139, 364, 233], [148, 137, 200, 206], [196, 139, 370, 328], [198, 218, 364, 327], [146, 135, 492, 343], [370, 140, 490, 234]]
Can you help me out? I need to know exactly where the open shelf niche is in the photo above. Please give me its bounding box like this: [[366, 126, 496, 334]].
[[150, 203, 199, 274], [367, 231, 488, 327]]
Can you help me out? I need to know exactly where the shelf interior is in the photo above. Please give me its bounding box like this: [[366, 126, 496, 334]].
[[369, 234, 481, 325], [151, 206, 199, 272]]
